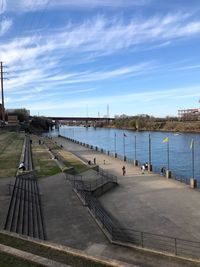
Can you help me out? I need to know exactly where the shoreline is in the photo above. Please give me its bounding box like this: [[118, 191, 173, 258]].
[[103, 126, 200, 134]]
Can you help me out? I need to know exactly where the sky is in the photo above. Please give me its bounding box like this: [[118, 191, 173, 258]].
[[1, 0, 200, 118]]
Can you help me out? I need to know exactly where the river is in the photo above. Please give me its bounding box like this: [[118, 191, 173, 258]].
[[48, 126, 200, 182]]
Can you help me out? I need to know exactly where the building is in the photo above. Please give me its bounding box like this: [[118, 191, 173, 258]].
[[178, 108, 200, 121]]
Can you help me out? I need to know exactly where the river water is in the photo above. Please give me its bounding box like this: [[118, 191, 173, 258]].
[[48, 126, 200, 181]]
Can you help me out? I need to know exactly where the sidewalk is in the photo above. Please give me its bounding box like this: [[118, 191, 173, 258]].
[[55, 137, 200, 242]]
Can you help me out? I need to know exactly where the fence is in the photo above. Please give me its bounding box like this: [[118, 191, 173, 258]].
[[72, 180, 200, 260], [67, 170, 117, 192]]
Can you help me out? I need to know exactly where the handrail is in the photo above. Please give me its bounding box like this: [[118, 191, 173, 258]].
[[69, 173, 200, 260]]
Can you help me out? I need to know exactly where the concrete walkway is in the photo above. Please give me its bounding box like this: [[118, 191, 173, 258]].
[[38, 172, 199, 267], [39, 173, 107, 250], [55, 137, 200, 242]]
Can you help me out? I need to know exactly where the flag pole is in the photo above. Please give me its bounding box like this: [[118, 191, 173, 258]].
[[192, 141, 195, 178], [134, 135, 136, 160], [114, 132, 116, 154], [167, 139, 169, 170], [148, 134, 151, 165], [123, 134, 125, 157]]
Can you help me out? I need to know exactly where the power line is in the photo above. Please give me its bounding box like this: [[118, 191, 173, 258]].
[[1, 61, 5, 122]]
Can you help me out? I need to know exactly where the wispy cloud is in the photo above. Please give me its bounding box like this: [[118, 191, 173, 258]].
[[0, 18, 12, 35], [4, 0, 150, 13], [24, 85, 200, 112]]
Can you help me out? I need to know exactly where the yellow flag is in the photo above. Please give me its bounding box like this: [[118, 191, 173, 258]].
[[190, 139, 194, 149], [162, 137, 169, 143]]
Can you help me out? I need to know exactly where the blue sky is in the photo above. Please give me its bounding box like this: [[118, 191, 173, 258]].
[[1, 0, 200, 117]]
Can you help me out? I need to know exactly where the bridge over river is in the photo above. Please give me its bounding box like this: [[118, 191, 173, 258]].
[[48, 116, 115, 121]]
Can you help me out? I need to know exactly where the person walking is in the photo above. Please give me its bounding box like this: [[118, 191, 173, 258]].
[[122, 166, 126, 176], [94, 157, 96, 164], [141, 164, 145, 174]]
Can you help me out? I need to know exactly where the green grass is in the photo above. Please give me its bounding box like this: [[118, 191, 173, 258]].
[[31, 135, 61, 178], [44, 138, 89, 174], [59, 150, 89, 174], [0, 251, 43, 267], [0, 132, 24, 178], [0, 233, 115, 267]]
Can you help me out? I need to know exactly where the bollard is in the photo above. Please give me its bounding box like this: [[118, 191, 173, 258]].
[[114, 153, 117, 158], [123, 155, 126, 162], [148, 164, 152, 172], [190, 178, 197, 189], [166, 170, 171, 179], [133, 160, 138, 166]]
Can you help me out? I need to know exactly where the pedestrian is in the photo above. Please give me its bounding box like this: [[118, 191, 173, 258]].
[[94, 157, 96, 164], [19, 162, 25, 171], [160, 167, 164, 176], [141, 164, 145, 174], [145, 162, 148, 170], [122, 166, 126, 176], [103, 159, 105, 165]]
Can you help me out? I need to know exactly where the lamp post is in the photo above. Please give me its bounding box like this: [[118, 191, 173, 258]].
[[148, 134, 152, 171], [114, 132, 117, 158], [134, 135, 138, 166]]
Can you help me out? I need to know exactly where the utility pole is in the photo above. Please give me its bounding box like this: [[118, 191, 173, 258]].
[[0, 61, 5, 123]]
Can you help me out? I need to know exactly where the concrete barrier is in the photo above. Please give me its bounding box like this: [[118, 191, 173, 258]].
[[166, 170, 171, 179], [190, 178, 197, 189], [148, 164, 152, 172]]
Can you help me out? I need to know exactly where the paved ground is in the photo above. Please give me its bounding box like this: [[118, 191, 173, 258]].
[[3, 137, 200, 266], [38, 172, 199, 267], [39, 172, 108, 250], [55, 137, 200, 242]]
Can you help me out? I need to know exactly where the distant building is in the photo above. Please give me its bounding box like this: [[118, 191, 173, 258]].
[[7, 115, 19, 125], [6, 108, 30, 122], [178, 108, 200, 121]]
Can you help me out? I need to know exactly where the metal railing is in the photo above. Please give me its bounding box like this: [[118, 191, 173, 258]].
[[69, 172, 117, 192], [68, 173, 200, 260]]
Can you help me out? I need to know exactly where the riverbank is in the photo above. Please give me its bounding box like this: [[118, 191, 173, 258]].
[[104, 120, 200, 133]]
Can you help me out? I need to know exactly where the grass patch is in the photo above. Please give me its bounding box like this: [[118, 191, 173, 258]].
[[0, 233, 115, 267], [58, 150, 89, 174], [0, 251, 42, 267], [44, 138, 89, 174], [31, 135, 61, 178], [0, 132, 24, 178]]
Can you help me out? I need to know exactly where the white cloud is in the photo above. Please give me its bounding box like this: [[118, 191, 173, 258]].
[[0, 0, 6, 14], [0, 18, 12, 35], [24, 85, 200, 112], [2, 12, 200, 115], [4, 0, 150, 13]]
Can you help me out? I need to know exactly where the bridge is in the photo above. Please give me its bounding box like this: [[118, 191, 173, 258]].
[[48, 116, 115, 122]]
